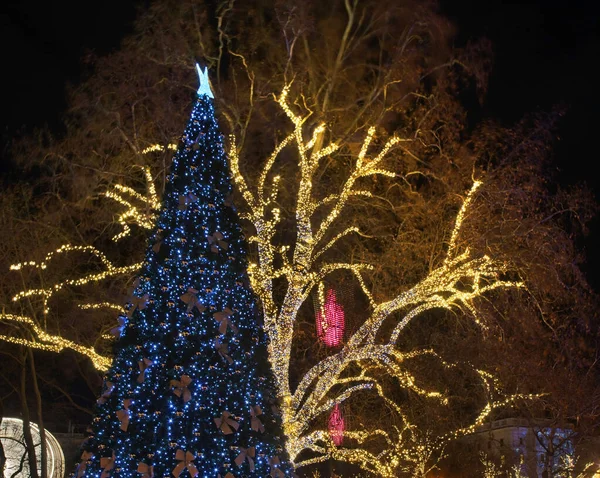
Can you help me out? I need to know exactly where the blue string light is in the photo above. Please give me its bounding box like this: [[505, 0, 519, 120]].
[[74, 66, 292, 478]]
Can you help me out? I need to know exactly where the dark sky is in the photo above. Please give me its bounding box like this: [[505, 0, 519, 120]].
[[0, 0, 598, 281], [0, 0, 138, 147], [441, 0, 600, 286]]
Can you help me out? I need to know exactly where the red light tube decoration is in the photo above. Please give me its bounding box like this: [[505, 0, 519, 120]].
[[328, 403, 345, 446], [316, 288, 345, 347]]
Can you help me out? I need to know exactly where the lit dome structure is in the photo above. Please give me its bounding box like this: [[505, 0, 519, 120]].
[[0, 417, 65, 478]]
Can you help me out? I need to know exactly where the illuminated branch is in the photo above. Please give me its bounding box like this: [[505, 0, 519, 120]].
[[79, 302, 125, 313], [0, 313, 110, 371], [0, 149, 162, 374], [104, 166, 162, 241], [229, 85, 530, 475], [447, 180, 482, 260], [10, 245, 141, 315]]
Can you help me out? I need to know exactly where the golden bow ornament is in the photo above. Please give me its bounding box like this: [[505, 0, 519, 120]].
[[75, 451, 93, 477], [215, 338, 233, 364], [170, 374, 192, 402], [97, 381, 114, 405], [172, 449, 198, 477], [213, 308, 238, 334], [214, 411, 239, 435], [116, 398, 132, 431], [137, 462, 154, 478], [249, 405, 265, 433], [180, 288, 206, 313], [234, 446, 256, 471], [137, 358, 153, 383], [269, 456, 285, 478], [208, 231, 229, 253], [100, 451, 116, 478]]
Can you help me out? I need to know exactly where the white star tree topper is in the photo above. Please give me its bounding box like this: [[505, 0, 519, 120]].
[[195, 64, 214, 98]]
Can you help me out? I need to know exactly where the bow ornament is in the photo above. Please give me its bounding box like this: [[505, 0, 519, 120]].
[[170, 374, 192, 402], [172, 449, 198, 477], [137, 358, 153, 383], [269, 456, 285, 478], [249, 405, 265, 433], [100, 451, 116, 478], [208, 231, 229, 253], [224, 193, 235, 208], [110, 316, 127, 337], [234, 446, 255, 471], [127, 277, 141, 298], [128, 294, 149, 317], [97, 381, 114, 405], [214, 411, 239, 435], [116, 399, 132, 431], [215, 338, 233, 364], [180, 288, 206, 313], [75, 451, 93, 477], [214, 308, 238, 334], [137, 462, 154, 478], [178, 192, 198, 210]]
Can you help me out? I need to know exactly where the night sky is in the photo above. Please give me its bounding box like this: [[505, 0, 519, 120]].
[[1, 0, 599, 284]]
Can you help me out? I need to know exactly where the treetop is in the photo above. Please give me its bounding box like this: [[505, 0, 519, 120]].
[[196, 63, 214, 99]]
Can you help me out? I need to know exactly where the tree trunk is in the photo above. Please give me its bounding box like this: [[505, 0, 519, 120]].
[[0, 401, 6, 477], [28, 348, 47, 478], [20, 350, 40, 478]]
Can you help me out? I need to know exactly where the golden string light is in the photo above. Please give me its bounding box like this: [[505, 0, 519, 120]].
[[1, 150, 163, 373], [1, 89, 533, 476], [140, 143, 178, 154], [10, 244, 141, 314], [78, 302, 125, 312], [0, 313, 110, 371], [228, 85, 529, 475], [104, 165, 161, 241]]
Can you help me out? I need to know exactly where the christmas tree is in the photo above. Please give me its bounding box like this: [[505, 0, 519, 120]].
[[74, 65, 292, 478]]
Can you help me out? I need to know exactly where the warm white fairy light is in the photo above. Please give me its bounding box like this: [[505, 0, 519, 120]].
[[228, 85, 528, 475], [78, 302, 125, 312], [447, 179, 482, 260], [1, 153, 163, 367], [0, 155, 172, 383], [140, 143, 177, 154], [104, 166, 161, 241], [10, 244, 141, 314], [1, 84, 533, 476], [0, 313, 111, 371]]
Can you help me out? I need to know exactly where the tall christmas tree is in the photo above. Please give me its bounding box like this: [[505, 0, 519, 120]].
[[74, 65, 292, 478]]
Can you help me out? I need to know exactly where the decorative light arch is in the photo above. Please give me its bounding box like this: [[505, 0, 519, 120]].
[[0, 417, 65, 478]]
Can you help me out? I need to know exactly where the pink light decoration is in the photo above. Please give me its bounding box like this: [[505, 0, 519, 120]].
[[328, 403, 345, 446], [315, 289, 345, 347]]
